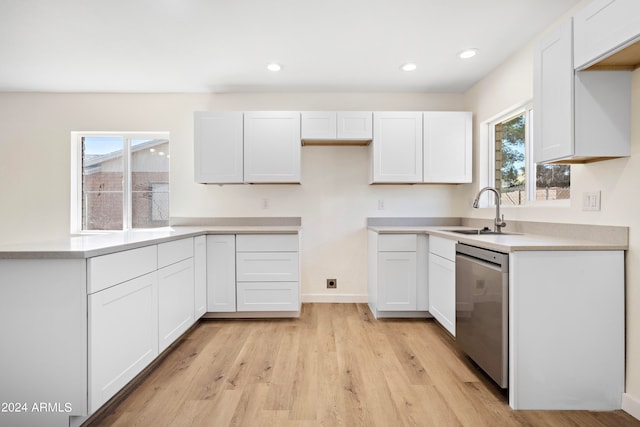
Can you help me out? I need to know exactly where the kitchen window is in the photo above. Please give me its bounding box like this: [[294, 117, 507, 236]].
[[484, 105, 570, 206], [71, 132, 170, 232]]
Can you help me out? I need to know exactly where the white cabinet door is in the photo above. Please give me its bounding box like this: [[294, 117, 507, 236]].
[[534, 19, 574, 164], [243, 111, 301, 183], [534, 19, 631, 164], [428, 253, 455, 336], [194, 235, 207, 318], [301, 111, 336, 139], [372, 112, 423, 183], [158, 258, 195, 352], [423, 112, 472, 183], [337, 111, 372, 139], [89, 272, 158, 413], [377, 251, 417, 311], [194, 111, 244, 183], [207, 235, 237, 312], [573, 0, 640, 69]]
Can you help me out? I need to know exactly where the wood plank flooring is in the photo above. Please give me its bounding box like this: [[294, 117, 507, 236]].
[[88, 303, 640, 427]]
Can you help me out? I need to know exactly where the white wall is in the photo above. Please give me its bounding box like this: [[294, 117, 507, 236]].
[[461, 12, 640, 412], [0, 91, 465, 302]]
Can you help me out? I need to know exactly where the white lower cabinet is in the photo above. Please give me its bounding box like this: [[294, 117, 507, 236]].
[[88, 272, 159, 413], [89, 238, 198, 414], [206, 235, 237, 312], [236, 234, 300, 313], [377, 251, 417, 311], [206, 233, 301, 315], [428, 236, 456, 336], [158, 258, 195, 353], [368, 232, 428, 318]]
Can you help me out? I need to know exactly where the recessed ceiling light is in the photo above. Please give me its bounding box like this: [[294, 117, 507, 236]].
[[459, 49, 478, 59], [267, 63, 281, 72], [400, 62, 417, 72]]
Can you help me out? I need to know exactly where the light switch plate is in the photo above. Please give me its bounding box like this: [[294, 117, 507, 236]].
[[582, 191, 601, 211]]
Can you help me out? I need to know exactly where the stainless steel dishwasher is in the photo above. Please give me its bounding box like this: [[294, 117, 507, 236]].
[[455, 243, 509, 388]]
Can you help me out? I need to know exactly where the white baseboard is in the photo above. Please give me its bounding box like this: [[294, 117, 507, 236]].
[[302, 293, 368, 303], [623, 393, 640, 421]]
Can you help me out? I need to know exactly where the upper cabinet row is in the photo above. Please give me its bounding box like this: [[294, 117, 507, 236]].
[[194, 111, 472, 184], [534, 0, 637, 165]]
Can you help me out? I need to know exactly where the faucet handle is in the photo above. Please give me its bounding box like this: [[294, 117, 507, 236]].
[[497, 214, 506, 228]]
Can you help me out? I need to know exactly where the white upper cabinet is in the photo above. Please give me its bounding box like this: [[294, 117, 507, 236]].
[[574, 0, 640, 69], [301, 111, 337, 140], [534, 20, 575, 163], [371, 112, 423, 183], [243, 111, 301, 183], [194, 111, 243, 183], [534, 19, 631, 164], [423, 112, 472, 183], [337, 111, 372, 139], [301, 111, 372, 144]]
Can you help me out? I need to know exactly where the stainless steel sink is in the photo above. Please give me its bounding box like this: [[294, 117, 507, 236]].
[[444, 229, 519, 236]]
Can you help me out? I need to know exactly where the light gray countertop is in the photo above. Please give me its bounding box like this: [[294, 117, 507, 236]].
[[368, 225, 628, 252], [0, 225, 301, 259]]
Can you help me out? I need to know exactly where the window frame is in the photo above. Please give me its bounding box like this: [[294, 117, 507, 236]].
[[70, 131, 170, 234], [478, 102, 569, 208]]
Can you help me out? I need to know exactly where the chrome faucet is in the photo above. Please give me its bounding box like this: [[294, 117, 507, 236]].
[[473, 187, 507, 233]]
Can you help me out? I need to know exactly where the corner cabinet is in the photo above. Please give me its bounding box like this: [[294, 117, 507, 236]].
[[367, 232, 429, 319], [534, 19, 631, 164], [194, 111, 301, 184], [371, 111, 472, 184], [243, 111, 301, 183]]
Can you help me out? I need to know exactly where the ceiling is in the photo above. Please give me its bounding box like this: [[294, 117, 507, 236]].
[[0, 0, 581, 93]]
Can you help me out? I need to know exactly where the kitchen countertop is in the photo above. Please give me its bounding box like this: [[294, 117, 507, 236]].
[[369, 225, 628, 252], [0, 225, 301, 259]]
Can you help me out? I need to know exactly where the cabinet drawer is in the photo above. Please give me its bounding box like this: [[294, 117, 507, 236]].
[[429, 236, 457, 262], [236, 234, 299, 252], [236, 282, 299, 311], [158, 237, 194, 268], [378, 234, 417, 252], [88, 245, 158, 294], [236, 252, 298, 282]]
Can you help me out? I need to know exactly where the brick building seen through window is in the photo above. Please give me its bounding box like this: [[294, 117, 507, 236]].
[[82, 135, 169, 231]]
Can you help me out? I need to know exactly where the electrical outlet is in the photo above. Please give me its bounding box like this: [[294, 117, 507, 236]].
[[377, 199, 384, 210], [261, 198, 269, 210], [326, 279, 337, 289]]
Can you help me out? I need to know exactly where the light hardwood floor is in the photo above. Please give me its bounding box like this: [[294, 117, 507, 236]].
[[89, 303, 639, 427]]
